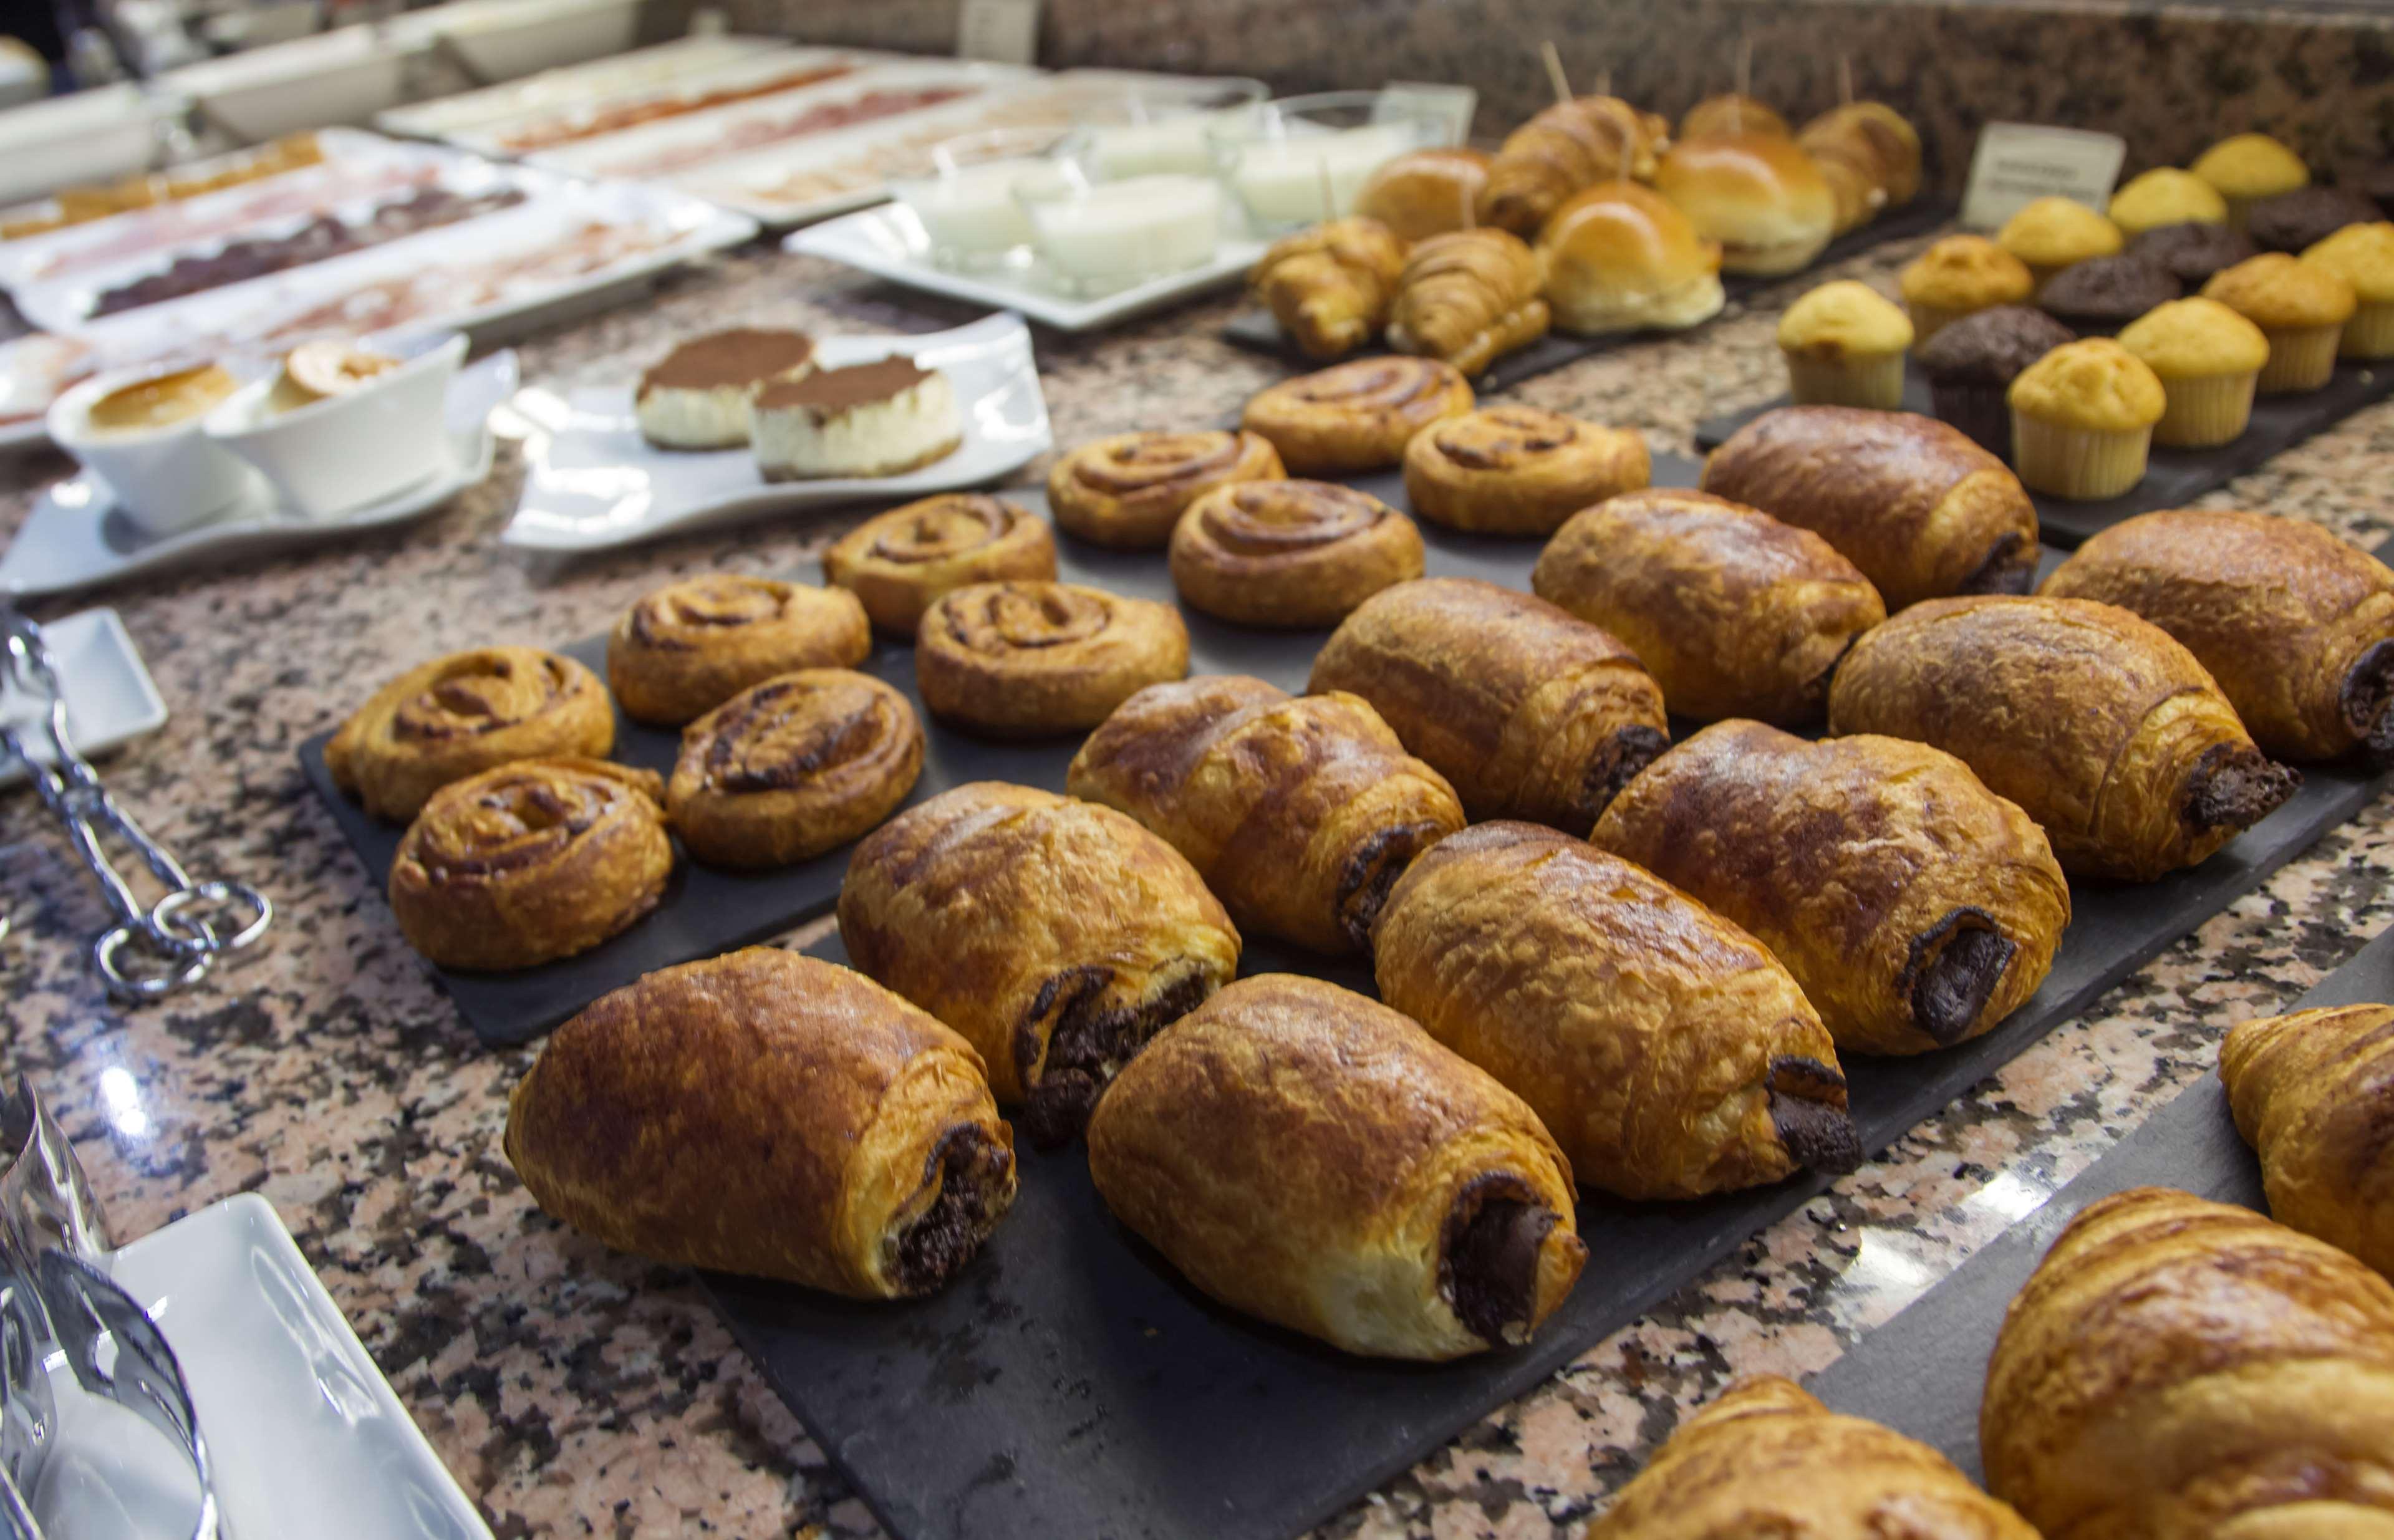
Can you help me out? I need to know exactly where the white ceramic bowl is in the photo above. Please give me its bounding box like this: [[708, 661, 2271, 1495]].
[[47, 363, 261, 536], [203, 332, 467, 521]]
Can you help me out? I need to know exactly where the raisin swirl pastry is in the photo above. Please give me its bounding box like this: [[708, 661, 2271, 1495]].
[[839, 782, 1240, 1146], [1400, 405, 1651, 537], [667, 669, 923, 868], [606, 574, 871, 726], [821, 493, 1058, 635], [915, 580, 1188, 736], [388, 757, 672, 971], [1168, 479, 1425, 628], [1068, 675, 1465, 955], [1240, 356, 1475, 475], [327, 645, 614, 822], [1044, 429, 1286, 550]]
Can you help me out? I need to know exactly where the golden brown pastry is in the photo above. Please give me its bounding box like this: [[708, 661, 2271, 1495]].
[[1240, 356, 1475, 475], [327, 646, 615, 823], [2221, 1003, 2394, 1278], [1085, 973, 1584, 1359], [1593, 722, 2070, 1056], [1067, 675, 1464, 954], [1532, 488, 1885, 725], [1797, 102, 1923, 211], [1247, 216, 1409, 360], [1538, 180, 1728, 335], [1356, 147, 1496, 242], [1168, 479, 1424, 628], [606, 574, 871, 726], [1374, 821, 1860, 1199], [1679, 92, 1790, 142], [1653, 132, 1837, 276], [504, 948, 1016, 1298], [1399, 403, 1650, 536], [913, 580, 1187, 736], [1480, 95, 1666, 238], [1044, 429, 1285, 551], [1828, 595, 2302, 881], [1588, 1376, 2043, 1540], [2040, 509, 2394, 766], [821, 493, 1058, 635], [666, 669, 922, 869], [1701, 407, 2042, 610], [1308, 577, 1668, 830], [1386, 228, 1552, 377], [388, 758, 671, 971], [1981, 1186, 2394, 1540], [839, 782, 1239, 1145]]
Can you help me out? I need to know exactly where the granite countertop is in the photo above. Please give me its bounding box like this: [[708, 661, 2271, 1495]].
[[4, 222, 2391, 1538]]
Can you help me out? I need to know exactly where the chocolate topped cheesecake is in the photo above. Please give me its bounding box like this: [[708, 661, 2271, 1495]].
[[635, 327, 816, 450], [751, 355, 963, 481]]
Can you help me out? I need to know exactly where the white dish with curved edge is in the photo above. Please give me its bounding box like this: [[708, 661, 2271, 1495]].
[[205, 329, 468, 519], [0, 606, 167, 791]]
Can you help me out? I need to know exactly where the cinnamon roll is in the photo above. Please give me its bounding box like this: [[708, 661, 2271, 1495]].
[[1169, 479, 1425, 628], [667, 670, 924, 869], [1240, 357, 1475, 475], [607, 574, 871, 726], [1045, 430, 1286, 550], [1401, 406, 1652, 537], [821, 493, 1058, 635], [915, 580, 1189, 736], [389, 758, 672, 971], [327, 646, 615, 822]]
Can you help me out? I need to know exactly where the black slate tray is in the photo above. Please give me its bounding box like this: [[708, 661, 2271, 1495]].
[[1691, 355, 2394, 549], [1220, 200, 1957, 395], [1803, 921, 2394, 1478]]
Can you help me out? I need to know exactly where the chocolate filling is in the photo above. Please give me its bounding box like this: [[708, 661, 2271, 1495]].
[[889, 1124, 1011, 1296], [1958, 534, 2036, 597], [2342, 640, 2394, 770], [1439, 1173, 1557, 1347], [1570, 724, 1671, 829], [1336, 820, 1449, 951], [2183, 741, 2302, 833], [1896, 907, 2017, 1046], [1014, 965, 1212, 1149], [1766, 1054, 1862, 1173]]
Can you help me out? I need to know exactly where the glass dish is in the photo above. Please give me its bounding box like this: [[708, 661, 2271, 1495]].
[[1016, 168, 1224, 296], [886, 126, 1074, 272], [1205, 89, 1447, 235]]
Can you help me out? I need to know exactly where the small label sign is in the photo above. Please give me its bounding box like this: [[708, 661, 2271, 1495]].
[[957, 0, 1040, 65], [1961, 123, 2128, 230]]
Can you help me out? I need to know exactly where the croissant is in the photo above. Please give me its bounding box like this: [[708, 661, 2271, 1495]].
[[1589, 1376, 2042, 1540], [1374, 821, 1860, 1200], [1386, 228, 1551, 378], [1480, 95, 1661, 238], [1798, 102, 1923, 211], [2221, 1004, 2394, 1278], [1066, 675, 1465, 955], [1248, 216, 1408, 360], [1981, 1186, 2394, 1539], [1828, 596, 2301, 881]]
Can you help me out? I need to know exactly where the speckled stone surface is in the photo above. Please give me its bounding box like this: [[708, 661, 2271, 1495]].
[[5, 216, 2393, 1539]]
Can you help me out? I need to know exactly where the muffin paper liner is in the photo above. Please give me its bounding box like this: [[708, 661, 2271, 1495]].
[[2152, 369, 2259, 448], [2012, 414, 2154, 499]]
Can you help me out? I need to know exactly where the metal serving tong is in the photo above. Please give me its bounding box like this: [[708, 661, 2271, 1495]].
[[0, 605, 271, 1001]]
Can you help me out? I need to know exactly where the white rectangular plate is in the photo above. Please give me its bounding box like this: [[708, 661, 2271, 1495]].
[[0, 605, 167, 789], [372, 34, 793, 140], [501, 313, 1048, 553]]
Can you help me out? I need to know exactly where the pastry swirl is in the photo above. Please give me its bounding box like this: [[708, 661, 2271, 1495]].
[[915, 580, 1188, 736], [1045, 429, 1285, 550], [1240, 356, 1475, 474], [667, 668, 923, 868], [389, 756, 672, 971], [1401, 405, 1652, 537], [327, 645, 615, 822], [823, 493, 1058, 635], [2221, 1003, 2394, 1278], [607, 574, 871, 726], [1169, 479, 1424, 628]]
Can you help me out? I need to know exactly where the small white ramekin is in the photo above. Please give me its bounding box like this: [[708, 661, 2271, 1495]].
[[203, 331, 467, 521], [47, 363, 261, 536]]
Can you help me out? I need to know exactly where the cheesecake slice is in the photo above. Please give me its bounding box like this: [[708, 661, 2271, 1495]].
[[751, 356, 963, 481], [635, 327, 816, 450]]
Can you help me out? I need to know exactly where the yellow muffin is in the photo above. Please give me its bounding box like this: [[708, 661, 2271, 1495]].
[[2300, 221, 2394, 359], [1898, 234, 2035, 339], [1777, 280, 1915, 408], [2202, 252, 2358, 392], [2115, 297, 2271, 447], [2007, 338, 2166, 499], [1996, 196, 2125, 292], [2190, 132, 2310, 227], [2107, 167, 2229, 237]]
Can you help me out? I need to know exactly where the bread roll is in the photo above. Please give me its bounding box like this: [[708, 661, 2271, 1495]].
[[1678, 93, 1789, 142], [1538, 180, 1727, 335], [2221, 1003, 2394, 1278], [1654, 133, 1836, 276], [1356, 147, 1495, 242]]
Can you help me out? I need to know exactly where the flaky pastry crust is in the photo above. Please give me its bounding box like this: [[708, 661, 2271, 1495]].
[[1045, 429, 1285, 550], [667, 668, 922, 868], [914, 580, 1187, 736], [1401, 405, 1651, 537], [607, 574, 871, 726], [327, 645, 614, 822], [2221, 1003, 2394, 1278], [1240, 357, 1474, 474], [1169, 479, 1424, 627], [822, 493, 1058, 635]]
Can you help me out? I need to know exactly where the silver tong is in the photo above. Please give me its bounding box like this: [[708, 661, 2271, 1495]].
[[0, 605, 271, 1001]]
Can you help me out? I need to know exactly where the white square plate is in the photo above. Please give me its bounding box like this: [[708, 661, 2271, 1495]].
[[0, 605, 167, 789]]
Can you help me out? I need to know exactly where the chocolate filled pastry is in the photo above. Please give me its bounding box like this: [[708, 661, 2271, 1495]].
[[1829, 595, 2301, 881], [2040, 508, 2394, 766], [1247, 216, 1407, 360], [1374, 822, 1860, 1199], [389, 758, 672, 971], [1168, 479, 1424, 628], [1308, 578, 1669, 830], [1084, 973, 1585, 1359], [822, 493, 1058, 635], [914, 580, 1187, 736], [2222, 1003, 2394, 1278], [504, 948, 1016, 1297], [1532, 488, 1886, 725], [1045, 429, 1285, 551], [1240, 356, 1474, 475], [667, 669, 922, 868], [1592, 722, 2070, 1055], [606, 574, 871, 726], [1400, 404, 1650, 536], [1480, 95, 1664, 239], [1701, 407, 2042, 610], [327, 645, 615, 822], [839, 782, 1240, 1146], [1068, 675, 1464, 954], [1385, 228, 1552, 378]]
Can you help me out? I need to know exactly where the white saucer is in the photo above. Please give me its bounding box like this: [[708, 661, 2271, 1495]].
[[0, 606, 167, 789]]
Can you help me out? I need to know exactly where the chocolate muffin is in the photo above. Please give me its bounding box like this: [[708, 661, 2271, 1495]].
[[2036, 254, 2181, 335], [2131, 221, 2258, 287], [2364, 161, 2394, 222], [2246, 186, 2380, 253], [1916, 305, 2078, 458]]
